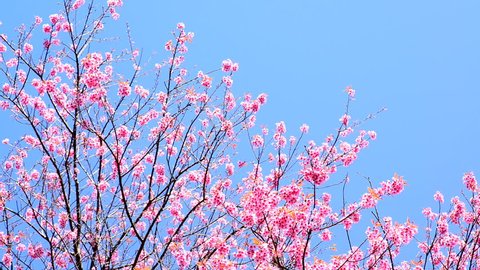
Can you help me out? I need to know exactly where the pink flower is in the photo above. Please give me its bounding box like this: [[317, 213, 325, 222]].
[[360, 191, 378, 208], [72, 0, 85, 10], [54, 254, 68, 268], [225, 163, 234, 176], [118, 82, 131, 96], [279, 184, 300, 205], [25, 208, 35, 222], [261, 127, 269, 135], [94, 20, 104, 30], [134, 85, 149, 98], [422, 207, 437, 220], [107, 0, 123, 7], [16, 243, 26, 252], [339, 114, 351, 126], [232, 62, 239, 71], [321, 229, 332, 241], [6, 58, 18, 68], [164, 40, 173, 51], [345, 86, 356, 98], [367, 130, 377, 140], [111, 12, 120, 20], [62, 22, 72, 32], [201, 75, 212, 88], [222, 59, 233, 72], [145, 154, 155, 164], [463, 172, 477, 192], [381, 173, 406, 195], [23, 135, 40, 147], [433, 191, 444, 203], [275, 121, 286, 134], [4, 161, 12, 170], [257, 93, 267, 105], [322, 193, 331, 203], [34, 16, 42, 25], [49, 14, 61, 25], [28, 243, 44, 259], [30, 170, 40, 180], [300, 124, 309, 133], [23, 43, 33, 54], [98, 180, 109, 193], [222, 76, 233, 88], [2, 252, 12, 267], [289, 135, 296, 145], [251, 135, 264, 148], [177, 22, 185, 30]]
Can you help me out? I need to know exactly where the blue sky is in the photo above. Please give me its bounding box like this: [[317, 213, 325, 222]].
[[2, 0, 480, 258]]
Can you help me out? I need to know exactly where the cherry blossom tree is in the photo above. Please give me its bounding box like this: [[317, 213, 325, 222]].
[[0, 1, 478, 269]]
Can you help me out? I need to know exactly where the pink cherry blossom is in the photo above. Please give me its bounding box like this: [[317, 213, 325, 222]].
[[2, 252, 12, 267], [434, 191, 444, 203], [300, 124, 309, 133], [345, 85, 355, 98], [222, 76, 233, 88], [0, 2, 477, 269], [339, 114, 351, 126], [463, 171, 477, 191], [34, 16, 43, 25], [222, 59, 233, 72]]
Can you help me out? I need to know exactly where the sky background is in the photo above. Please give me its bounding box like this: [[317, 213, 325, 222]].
[[2, 0, 480, 259]]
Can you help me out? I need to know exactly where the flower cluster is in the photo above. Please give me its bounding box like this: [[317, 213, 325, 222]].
[[0, 1, 478, 269]]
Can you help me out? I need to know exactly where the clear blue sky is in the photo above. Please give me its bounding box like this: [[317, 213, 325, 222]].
[[2, 0, 480, 258]]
